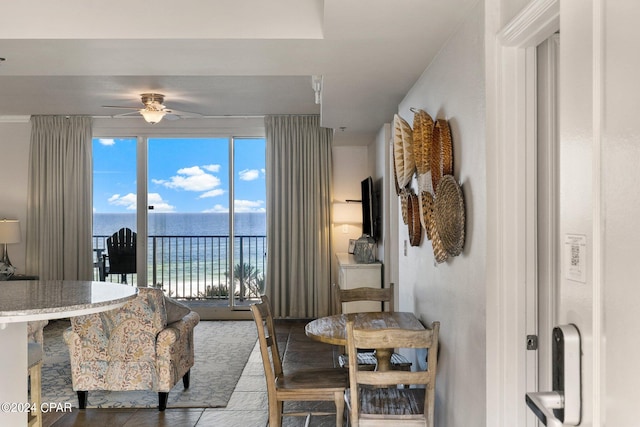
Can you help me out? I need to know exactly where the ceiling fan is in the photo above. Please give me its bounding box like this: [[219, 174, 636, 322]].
[[103, 93, 202, 124]]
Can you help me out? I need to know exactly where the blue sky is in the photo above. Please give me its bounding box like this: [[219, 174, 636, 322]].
[[93, 137, 266, 213]]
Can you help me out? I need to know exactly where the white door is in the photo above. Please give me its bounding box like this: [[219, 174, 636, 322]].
[[525, 33, 560, 426]]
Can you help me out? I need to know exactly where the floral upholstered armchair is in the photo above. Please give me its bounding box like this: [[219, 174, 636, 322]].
[[63, 287, 200, 410]]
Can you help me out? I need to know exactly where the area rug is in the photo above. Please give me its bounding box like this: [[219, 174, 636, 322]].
[[41, 319, 258, 409]]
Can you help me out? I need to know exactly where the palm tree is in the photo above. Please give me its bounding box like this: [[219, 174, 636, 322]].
[[226, 263, 263, 299]]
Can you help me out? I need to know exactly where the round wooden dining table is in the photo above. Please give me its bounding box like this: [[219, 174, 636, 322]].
[[305, 311, 424, 371]]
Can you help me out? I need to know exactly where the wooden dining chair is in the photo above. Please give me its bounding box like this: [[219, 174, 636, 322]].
[[345, 319, 440, 427], [27, 343, 43, 427], [250, 296, 349, 427], [333, 283, 412, 371]]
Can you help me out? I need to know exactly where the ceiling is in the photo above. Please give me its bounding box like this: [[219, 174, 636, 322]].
[[0, 0, 478, 145]]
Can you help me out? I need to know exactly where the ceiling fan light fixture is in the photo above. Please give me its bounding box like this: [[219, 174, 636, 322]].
[[140, 108, 166, 124]]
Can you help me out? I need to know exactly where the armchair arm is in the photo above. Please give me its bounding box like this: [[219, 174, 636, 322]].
[[63, 327, 110, 391], [156, 311, 200, 391]]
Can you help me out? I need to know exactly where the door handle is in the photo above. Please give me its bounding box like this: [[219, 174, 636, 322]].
[[525, 392, 564, 427], [525, 324, 581, 426]]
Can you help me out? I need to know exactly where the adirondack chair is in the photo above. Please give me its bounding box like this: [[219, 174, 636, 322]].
[[102, 227, 136, 283]]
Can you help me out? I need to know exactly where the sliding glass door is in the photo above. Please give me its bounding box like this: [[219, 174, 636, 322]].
[[92, 137, 138, 284], [93, 135, 266, 312], [231, 138, 267, 306]]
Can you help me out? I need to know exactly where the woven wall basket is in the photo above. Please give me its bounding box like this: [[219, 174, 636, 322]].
[[407, 191, 422, 247], [419, 190, 434, 240], [430, 118, 453, 194], [400, 189, 409, 225], [410, 108, 434, 176], [392, 153, 402, 195], [393, 114, 415, 189], [434, 174, 465, 257], [429, 206, 448, 264]]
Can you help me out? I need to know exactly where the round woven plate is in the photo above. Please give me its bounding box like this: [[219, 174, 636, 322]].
[[430, 119, 453, 194], [429, 207, 448, 263], [407, 191, 422, 247], [434, 175, 465, 257], [419, 190, 434, 240], [392, 152, 402, 195], [393, 116, 406, 191], [393, 114, 415, 188], [410, 108, 433, 176], [400, 190, 409, 225], [416, 172, 434, 199]]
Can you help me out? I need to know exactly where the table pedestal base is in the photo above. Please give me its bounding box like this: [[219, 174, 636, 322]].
[[0, 322, 28, 425]]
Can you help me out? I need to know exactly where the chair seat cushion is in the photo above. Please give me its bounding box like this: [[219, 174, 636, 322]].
[[346, 387, 426, 416], [338, 351, 412, 369]]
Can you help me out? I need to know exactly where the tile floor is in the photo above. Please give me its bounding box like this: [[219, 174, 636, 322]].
[[43, 320, 345, 427]]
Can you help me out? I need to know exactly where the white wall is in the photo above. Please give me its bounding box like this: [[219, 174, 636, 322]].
[[331, 145, 368, 253], [395, 2, 487, 425], [0, 121, 31, 273]]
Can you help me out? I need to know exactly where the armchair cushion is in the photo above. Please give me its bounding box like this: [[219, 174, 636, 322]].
[[63, 287, 199, 395], [164, 295, 191, 324]]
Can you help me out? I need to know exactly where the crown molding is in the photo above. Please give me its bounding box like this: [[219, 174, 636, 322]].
[[0, 115, 30, 123]]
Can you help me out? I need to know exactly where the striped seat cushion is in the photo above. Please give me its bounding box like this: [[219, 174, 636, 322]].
[[346, 387, 426, 415], [338, 351, 412, 370]]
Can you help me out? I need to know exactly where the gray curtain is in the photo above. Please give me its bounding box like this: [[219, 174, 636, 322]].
[[26, 116, 93, 280], [265, 115, 333, 318]]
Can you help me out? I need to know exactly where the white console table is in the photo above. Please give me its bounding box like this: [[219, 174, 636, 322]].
[[0, 280, 137, 426]]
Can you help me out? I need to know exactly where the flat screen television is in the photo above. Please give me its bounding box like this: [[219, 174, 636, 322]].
[[360, 176, 378, 241]]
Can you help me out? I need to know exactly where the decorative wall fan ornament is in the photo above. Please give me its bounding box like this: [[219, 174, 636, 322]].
[[103, 93, 202, 124]]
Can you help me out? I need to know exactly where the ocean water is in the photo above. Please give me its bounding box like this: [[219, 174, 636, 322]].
[[93, 212, 266, 237]]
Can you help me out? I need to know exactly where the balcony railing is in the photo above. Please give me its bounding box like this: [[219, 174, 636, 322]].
[[93, 234, 267, 300]]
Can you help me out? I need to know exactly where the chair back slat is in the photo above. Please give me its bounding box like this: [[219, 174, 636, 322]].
[[333, 283, 395, 314], [352, 327, 435, 349]]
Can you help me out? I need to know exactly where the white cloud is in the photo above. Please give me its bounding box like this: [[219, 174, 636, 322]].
[[202, 200, 264, 213], [199, 189, 226, 199], [176, 166, 205, 176], [202, 164, 221, 173], [108, 192, 175, 212], [108, 193, 137, 210], [98, 138, 116, 146], [239, 169, 260, 181], [234, 199, 266, 213], [203, 204, 228, 213], [147, 193, 176, 212], [153, 166, 221, 192]]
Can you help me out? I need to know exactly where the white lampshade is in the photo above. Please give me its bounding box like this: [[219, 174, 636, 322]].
[[0, 219, 20, 244], [333, 202, 362, 224], [140, 109, 166, 124]]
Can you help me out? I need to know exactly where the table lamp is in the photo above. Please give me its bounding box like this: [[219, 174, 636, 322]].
[[333, 201, 362, 233], [0, 219, 21, 278]]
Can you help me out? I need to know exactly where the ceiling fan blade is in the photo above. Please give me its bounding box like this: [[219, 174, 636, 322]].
[[112, 111, 142, 118], [102, 105, 141, 110], [165, 109, 203, 118]]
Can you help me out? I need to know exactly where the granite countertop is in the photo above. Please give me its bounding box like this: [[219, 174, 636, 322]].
[[0, 280, 137, 323]]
